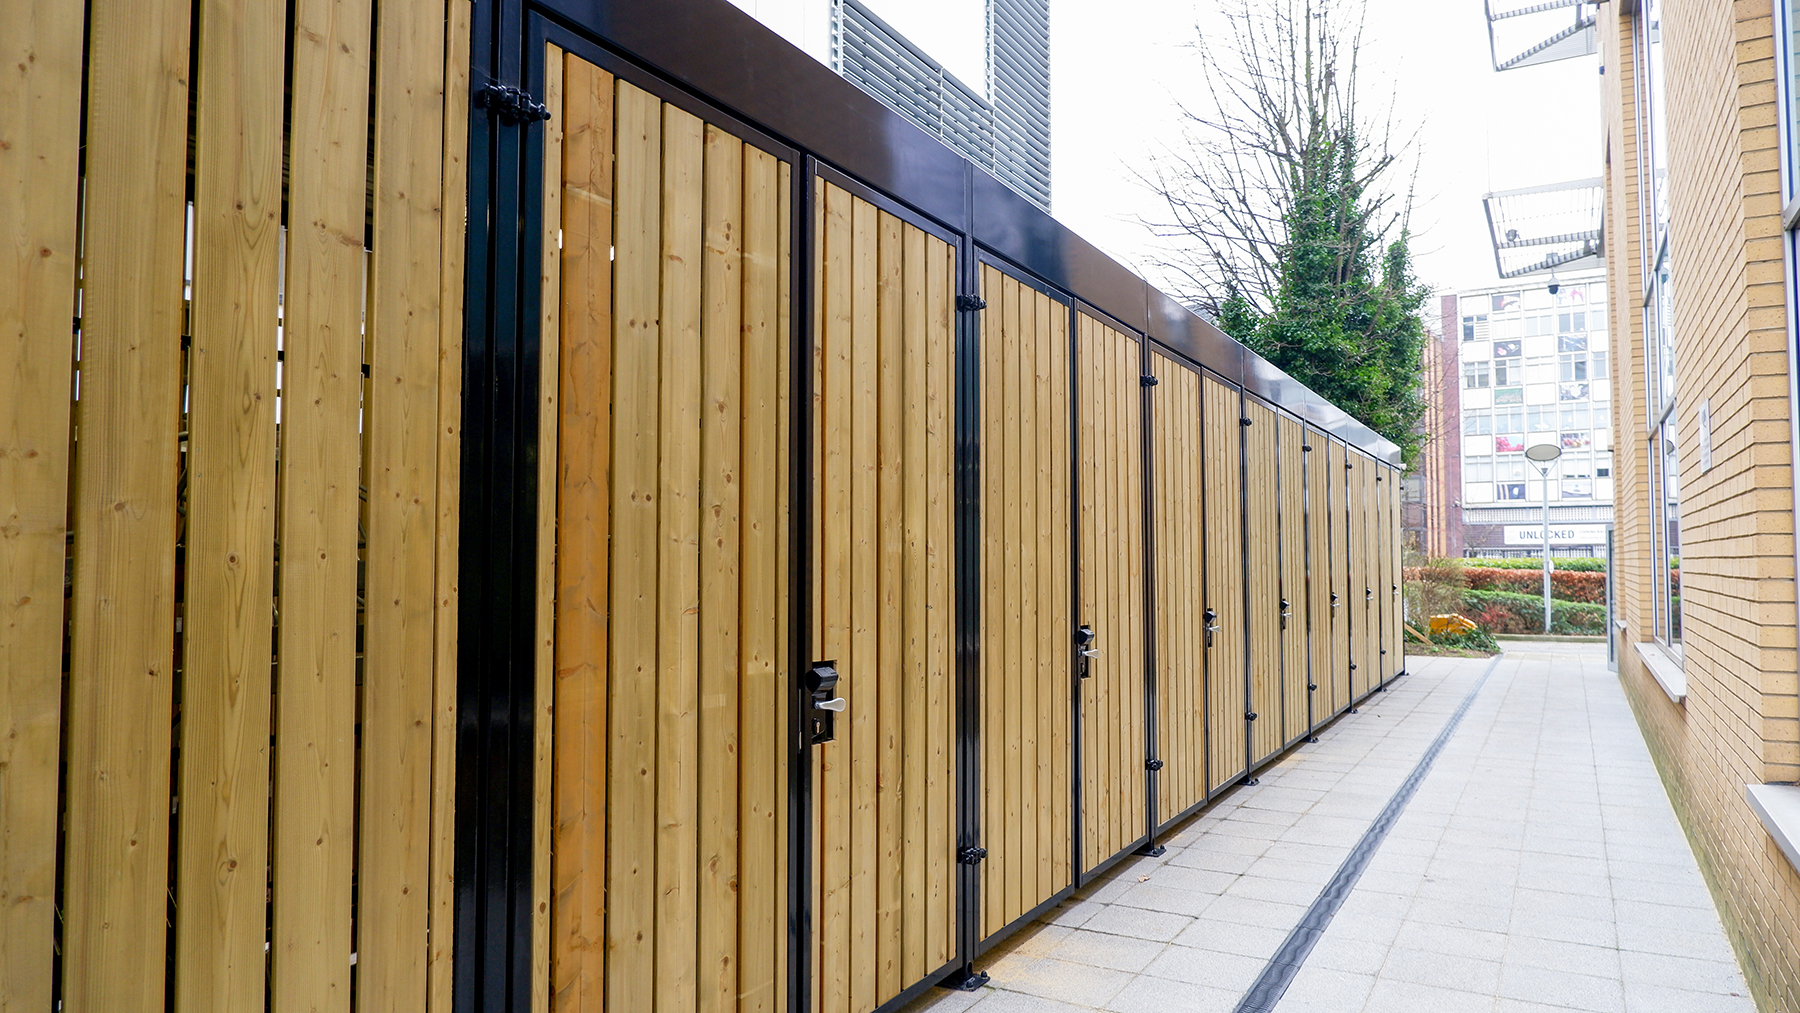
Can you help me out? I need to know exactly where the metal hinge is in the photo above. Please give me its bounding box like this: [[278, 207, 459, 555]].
[[1376, 474, 1384, 482], [1302, 444, 1313, 452], [1146, 758, 1165, 771], [956, 294, 987, 312], [1240, 416, 1252, 426], [477, 83, 551, 125], [1141, 374, 1159, 386], [1245, 711, 1258, 721], [957, 845, 988, 865]]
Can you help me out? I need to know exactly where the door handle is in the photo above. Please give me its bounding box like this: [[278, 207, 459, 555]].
[[1279, 598, 1291, 630], [1330, 592, 1340, 615], [1075, 625, 1098, 678], [1203, 607, 1219, 648], [804, 663, 841, 744], [1365, 587, 1375, 602]]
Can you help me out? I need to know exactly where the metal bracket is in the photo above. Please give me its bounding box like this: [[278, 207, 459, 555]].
[[1302, 444, 1313, 452], [1240, 416, 1252, 426], [1134, 842, 1168, 857], [939, 966, 990, 992], [957, 845, 988, 865], [476, 82, 551, 125], [956, 294, 987, 312], [1146, 758, 1165, 771], [1141, 374, 1159, 386], [1245, 711, 1258, 722]]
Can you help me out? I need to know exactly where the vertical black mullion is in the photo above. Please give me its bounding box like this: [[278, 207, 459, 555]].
[[1137, 341, 1162, 855], [1302, 429, 1318, 742], [949, 162, 986, 986], [787, 155, 817, 1013], [1238, 388, 1254, 784], [1198, 373, 1210, 802], [1273, 413, 1285, 747]]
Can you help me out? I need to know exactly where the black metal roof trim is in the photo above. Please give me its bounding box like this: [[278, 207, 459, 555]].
[[534, 0, 1404, 467]]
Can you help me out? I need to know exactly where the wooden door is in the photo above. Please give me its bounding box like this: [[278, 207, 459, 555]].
[[811, 180, 959, 1013], [547, 56, 794, 1013], [1389, 467, 1405, 674], [1243, 400, 1282, 768], [1377, 467, 1394, 685], [1347, 451, 1376, 700], [1075, 311, 1147, 873], [1304, 429, 1339, 725], [977, 266, 1074, 938], [1202, 376, 1246, 793], [1150, 352, 1206, 826], [1277, 416, 1309, 747]]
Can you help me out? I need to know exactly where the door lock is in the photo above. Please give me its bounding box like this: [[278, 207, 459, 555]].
[[1330, 592, 1340, 615], [1203, 607, 1219, 648], [805, 662, 844, 744], [1279, 598, 1292, 630], [1365, 587, 1375, 602], [1075, 625, 1098, 678]]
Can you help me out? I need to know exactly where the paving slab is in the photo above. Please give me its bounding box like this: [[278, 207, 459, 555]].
[[901, 643, 1757, 1013]]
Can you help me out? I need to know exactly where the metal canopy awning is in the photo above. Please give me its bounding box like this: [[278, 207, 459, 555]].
[[1482, 177, 1605, 279], [1485, 0, 1599, 72]]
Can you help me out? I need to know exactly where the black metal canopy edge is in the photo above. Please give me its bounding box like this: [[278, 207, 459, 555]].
[[528, 0, 1404, 467]]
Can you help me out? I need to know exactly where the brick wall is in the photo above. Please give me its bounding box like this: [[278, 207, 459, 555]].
[[1603, 2, 1800, 1010]]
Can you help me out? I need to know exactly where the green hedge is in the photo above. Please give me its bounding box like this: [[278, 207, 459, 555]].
[[1462, 588, 1607, 635], [1443, 556, 1607, 573]]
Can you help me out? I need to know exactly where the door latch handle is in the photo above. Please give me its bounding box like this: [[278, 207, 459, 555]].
[[1279, 598, 1291, 630], [804, 663, 841, 744], [1075, 625, 1098, 678], [1330, 592, 1340, 614], [1365, 587, 1375, 602], [1203, 607, 1220, 647]]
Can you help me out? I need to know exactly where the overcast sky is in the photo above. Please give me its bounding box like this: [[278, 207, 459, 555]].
[[730, 0, 1605, 299], [863, 0, 1605, 300]]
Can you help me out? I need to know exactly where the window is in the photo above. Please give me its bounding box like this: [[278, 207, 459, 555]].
[[1558, 334, 1589, 353], [1528, 406, 1558, 432], [1493, 339, 1522, 358], [1559, 352, 1589, 382], [1494, 355, 1521, 386], [1639, 0, 1681, 650], [1525, 314, 1556, 336], [1464, 360, 1491, 389], [1560, 382, 1590, 401], [1494, 408, 1525, 435], [1558, 312, 1585, 334], [1494, 387, 1524, 405], [1560, 405, 1590, 430], [1462, 313, 1488, 340], [1492, 292, 1521, 311], [1497, 483, 1527, 501], [1463, 411, 1493, 436]]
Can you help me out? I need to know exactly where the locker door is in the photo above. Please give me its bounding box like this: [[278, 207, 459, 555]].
[[810, 179, 959, 1013], [1202, 376, 1247, 793], [1277, 416, 1309, 748], [976, 265, 1074, 940], [1243, 400, 1281, 769], [1150, 353, 1207, 827], [1074, 311, 1148, 874]]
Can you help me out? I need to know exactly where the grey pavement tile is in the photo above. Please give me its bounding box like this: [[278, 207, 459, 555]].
[[1280, 965, 1377, 1008], [1326, 912, 1405, 945], [901, 982, 989, 1013], [1616, 951, 1752, 996], [1048, 898, 1107, 929], [1380, 947, 1503, 993], [1497, 962, 1625, 1012], [1139, 863, 1238, 896], [1414, 874, 1514, 909], [1198, 894, 1309, 931], [1185, 831, 1274, 858], [1514, 887, 1615, 924], [1169, 917, 1289, 959], [1305, 933, 1392, 973], [1219, 872, 1325, 906], [1139, 945, 1266, 993], [1007, 924, 1076, 959], [993, 957, 1133, 1007], [1110, 881, 1218, 918], [1044, 930, 1167, 974], [1165, 847, 1260, 876], [1516, 866, 1611, 899], [1620, 982, 1757, 1013], [1503, 934, 1620, 978], [1101, 973, 1241, 1013], [1077, 904, 1194, 942], [1221, 805, 1304, 828], [1360, 977, 1499, 1013], [1612, 897, 1722, 931], [1390, 921, 1507, 960], [959, 989, 1098, 1013], [1407, 896, 1514, 934], [1262, 839, 1356, 866], [1614, 920, 1737, 963], [1243, 855, 1337, 886], [1607, 876, 1711, 909]]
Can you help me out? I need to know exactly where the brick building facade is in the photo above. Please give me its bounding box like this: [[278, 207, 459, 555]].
[[1600, 1, 1800, 1008]]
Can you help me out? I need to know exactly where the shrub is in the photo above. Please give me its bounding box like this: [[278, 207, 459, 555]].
[[1460, 567, 1606, 604], [1434, 624, 1499, 653], [1462, 588, 1607, 635], [1435, 556, 1606, 573]]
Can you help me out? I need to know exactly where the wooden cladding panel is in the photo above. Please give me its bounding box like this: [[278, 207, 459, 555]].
[[1201, 376, 1246, 793], [1151, 355, 1206, 825], [1347, 451, 1376, 699], [1325, 441, 1351, 712], [40, 0, 464, 1007], [0, 1, 84, 1006], [1277, 416, 1309, 747], [1304, 430, 1340, 724], [553, 66, 793, 1013], [1076, 312, 1147, 872], [979, 268, 1073, 938], [1244, 401, 1281, 767], [814, 181, 957, 1013], [1388, 471, 1404, 673]]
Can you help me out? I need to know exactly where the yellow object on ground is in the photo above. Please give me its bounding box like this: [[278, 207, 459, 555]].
[[1430, 614, 1479, 636]]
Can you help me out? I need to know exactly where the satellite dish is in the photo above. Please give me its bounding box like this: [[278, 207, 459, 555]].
[[1525, 443, 1563, 463]]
